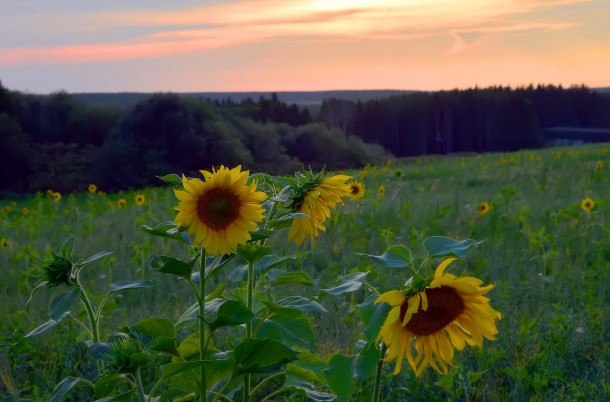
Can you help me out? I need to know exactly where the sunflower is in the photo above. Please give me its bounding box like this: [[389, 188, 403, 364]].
[[347, 181, 366, 200], [52, 192, 62, 202], [174, 165, 266, 255], [378, 186, 386, 197], [135, 194, 146, 206], [0, 238, 8, 248], [117, 199, 127, 208], [581, 197, 595, 213], [375, 258, 501, 376], [88, 184, 97, 193], [288, 174, 351, 245], [477, 202, 490, 215], [22, 208, 29, 215]]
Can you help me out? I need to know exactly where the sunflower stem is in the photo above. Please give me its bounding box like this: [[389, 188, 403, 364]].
[[243, 260, 255, 402], [372, 343, 388, 402], [198, 250, 207, 402], [134, 367, 147, 402]]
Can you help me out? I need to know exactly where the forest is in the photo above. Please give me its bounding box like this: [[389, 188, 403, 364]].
[[1, 81, 610, 193]]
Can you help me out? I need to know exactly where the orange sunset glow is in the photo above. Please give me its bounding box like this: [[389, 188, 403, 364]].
[[0, 0, 609, 92]]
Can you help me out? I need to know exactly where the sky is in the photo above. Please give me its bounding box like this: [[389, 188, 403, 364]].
[[0, 0, 609, 93]]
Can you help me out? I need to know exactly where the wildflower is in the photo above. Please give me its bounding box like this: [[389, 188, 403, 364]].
[[378, 186, 386, 197], [88, 184, 97, 194], [0, 238, 8, 248], [477, 202, 490, 216], [347, 181, 366, 200], [22, 208, 29, 215], [375, 258, 501, 376], [287, 172, 351, 245], [597, 160, 604, 169], [52, 192, 62, 202], [174, 166, 266, 255], [117, 199, 127, 208], [135, 194, 146, 206], [581, 198, 595, 213]]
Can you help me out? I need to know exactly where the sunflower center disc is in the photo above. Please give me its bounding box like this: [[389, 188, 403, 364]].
[[197, 187, 241, 231], [403, 287, 464, 335], [351, 186, 359, 195]]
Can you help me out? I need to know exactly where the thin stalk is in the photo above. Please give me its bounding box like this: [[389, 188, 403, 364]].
[[198, 250, 208, 402], [260, 388, 290, 402], [67, 317, 93, 340], [243, 260, 255, 402], [372, 343, 388, 402], [76, 280, 99, 343], [211, 379, 235, 402], [249, 372, 285, 399], [134, 367, 146, 402]]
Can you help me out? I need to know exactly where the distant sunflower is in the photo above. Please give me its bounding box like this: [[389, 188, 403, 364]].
[[375, 258, 501, 376], [347, 181, 366, 200], [477, 202, 490, 215], [88, 184, 97, 194], [378, 186, 386, 197], [581, 198, 595, 213], [288, 173, 351, 245], [135, 194, 146, 206], [0, 238, 8, 248], [52, 192, 62, 202], [22, 208, 29, 215], [174, 165, 266, 255], [117, 199, 127, 208]]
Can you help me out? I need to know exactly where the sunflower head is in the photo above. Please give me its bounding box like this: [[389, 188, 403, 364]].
[[0, 238, 8, 248], [22, 208, 29, 215], [375, 258, 501, 376], [286, 170, 351, 245], [378, 186, 386, 197], [347, 181, 366, 200], [88, 184, 97, 194], [581, 197, 595, 212], [477, 202, 490, 215], [52, 192, 62, 202], [174, 165, 266, 255], [105, 333, 149, 374], [135, 194, 146, 206], [39, 252, 75, 287], [117, 199, 127, 208]]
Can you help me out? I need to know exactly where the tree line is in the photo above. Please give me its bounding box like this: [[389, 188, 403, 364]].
[[1, 81, 609, 193]]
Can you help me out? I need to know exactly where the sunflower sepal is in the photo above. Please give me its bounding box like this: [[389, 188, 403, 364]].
[[157, 173, 183, 187], [236, 244, 274, 265]]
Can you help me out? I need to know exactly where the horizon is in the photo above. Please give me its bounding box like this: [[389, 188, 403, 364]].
[[1, 1, 609, 93]]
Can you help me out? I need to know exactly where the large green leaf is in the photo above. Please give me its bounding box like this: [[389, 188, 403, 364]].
[[359, 294, 391, 343], [108, 280, 153, 293], [353, 341, 381, 381], [323, 354, 355, 402], [232, 338, 298, 378], [132, 317, 175, 339], [273, 296, 327, 313], [175, 302, 199, 329], [267, 269, 314, 287], [228, 255, 295, 282], [423, 236, 482, 258], [59, 234, 76, 258], [235, 244, 274, 265], [157, 173, 183, 186], [149, 254, 199, 278], [284, 365, 336, 401], [267, 212, 310, 230], [48, 376, 90, 402], [26, 312, 70, 337], [74, 251, 113, 269], [358, 245, 412, 268], [94, 373, 123, 398], [319, 272, 368, 296], [49, 287, 80, 320], [204, 298, 254, 331], [140, 221, 190, 244], [255, 308, 314, 350]]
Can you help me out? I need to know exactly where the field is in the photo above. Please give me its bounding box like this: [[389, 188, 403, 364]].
[[1, 144, 609, 401]]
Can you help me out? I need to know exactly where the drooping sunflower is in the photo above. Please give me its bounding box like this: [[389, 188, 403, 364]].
[[52, 192, 62, 202], [581, 197, 595, 213], [477, 202, 490, 215], [117, 199, 127, 208], [378, 186, 386, 197], [347, 181, 366, 200], [287, 173, 351, 245], [174, 165, 266, 255], [88, 184, 97, 194], [375, 258, 501, 376], [135, 194, 146, 206]]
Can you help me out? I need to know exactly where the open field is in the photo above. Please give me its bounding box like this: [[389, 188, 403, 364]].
[[1, 144, 609, 401]]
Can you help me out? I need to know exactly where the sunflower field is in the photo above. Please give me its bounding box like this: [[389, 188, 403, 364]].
[[1, 143, 609, 401]]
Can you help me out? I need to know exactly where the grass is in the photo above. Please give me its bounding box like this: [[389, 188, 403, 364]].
[[1, 144, 609, 400]]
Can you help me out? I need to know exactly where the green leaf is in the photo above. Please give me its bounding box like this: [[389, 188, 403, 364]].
[[359, 294, 391, 343], [320, 272, 368, 296], [284, 365, 336, 401], [203, 254, 235, 279], [132, 317, 175, 339], [232, 338, 298, 378], [228, 255, 295, 282], [274, 296, 327, 313], [149, 337, 178, 355], [423, 236, 482, 258], [353, 341, 381, 381], [157, 173, 183, 186], [268, 269, 314, 287], [95, 389, 135, 401], [74, 251, 113, 269], [26, 312, 70, 337], [256, 308, 314, 350], [49, 287, 80, 320], [88, 343, 113, 361], [156, 389, 191, 402], [162, 361, 206, 379], [175, 303, 199, 329], [235, 244, 274, 265], [59, 234, 76, 259], [249, 229, 274, 241], [25, 281, 49, 306], [150, 254, 199, 278], [358, 245, 412, 268], [267, 213, 310, 230], [323, 354, 355, 402], [204, 299, 254, 331], [94, 373, 122, 398], [109, 280, 153, 292], [140, 221, 190, 244], [48, 376, 90, 402]]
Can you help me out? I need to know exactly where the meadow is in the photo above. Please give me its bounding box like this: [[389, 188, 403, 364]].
[[1, 143, 609, 401]]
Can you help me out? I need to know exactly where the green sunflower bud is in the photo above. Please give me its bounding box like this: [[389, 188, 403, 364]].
[[40, 252, 75, 287], [106, 333, 150, 374]]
